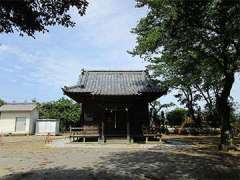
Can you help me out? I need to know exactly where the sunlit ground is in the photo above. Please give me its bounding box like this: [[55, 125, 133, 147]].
[[0, 135, 239, 180]]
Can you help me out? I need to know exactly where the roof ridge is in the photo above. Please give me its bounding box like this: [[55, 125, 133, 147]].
[[84, 70, 145, 72], [5, 103, 36, 105], [63, 69, 164, 97]]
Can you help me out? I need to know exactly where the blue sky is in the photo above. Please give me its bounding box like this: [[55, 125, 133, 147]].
[[0, 0, 239, 107]]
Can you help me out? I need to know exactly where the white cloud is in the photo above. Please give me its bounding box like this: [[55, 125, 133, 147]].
[[0, 44, 82, 87], [0, 1, 148, 101], [71, 0, 145, 49], [0, 42, 146, 91]]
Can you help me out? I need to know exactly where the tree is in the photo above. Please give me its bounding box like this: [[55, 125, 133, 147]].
[[132, 0, 240, 150], [149, 100, 175, 129], [39, 98, 81, 131], [149, 100, 175, 118], [167, 108, 188, 127], [0, 0, 88, 37], [174, 87, 200, 124], [0, 98, 4, 106]]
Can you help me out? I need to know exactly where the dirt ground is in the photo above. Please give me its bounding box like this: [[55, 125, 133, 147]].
[[0, 135, 240, 180]]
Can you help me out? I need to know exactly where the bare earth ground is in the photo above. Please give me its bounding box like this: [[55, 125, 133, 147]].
[[0, 135, 240, 180]]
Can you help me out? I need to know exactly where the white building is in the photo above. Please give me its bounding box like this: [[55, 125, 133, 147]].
[[35, 119, 60, 135], [0, 103, 39, 135]]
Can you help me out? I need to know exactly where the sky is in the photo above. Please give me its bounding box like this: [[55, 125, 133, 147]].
[[0, 0, 239, 107]]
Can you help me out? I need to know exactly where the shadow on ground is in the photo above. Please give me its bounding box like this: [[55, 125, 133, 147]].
[[2, 136, 240, 180], [99, 147, 240, 180], [1, 167, 130, 180], [2, 144, 240, 180]]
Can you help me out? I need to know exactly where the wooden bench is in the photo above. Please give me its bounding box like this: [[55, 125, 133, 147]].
[[142, 127, 162, 143], [70, 126, 100, 142]]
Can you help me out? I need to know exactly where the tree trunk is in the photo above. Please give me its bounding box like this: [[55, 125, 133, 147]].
[[217, 73, 235, 151], [189, 105, 196, 123], [188, 88, 197, 125], [181, 87, 198, 126]]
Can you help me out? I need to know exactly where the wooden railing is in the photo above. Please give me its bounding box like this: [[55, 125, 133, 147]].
[[142, 127, 162, 142], [69, 126, 100, 142]]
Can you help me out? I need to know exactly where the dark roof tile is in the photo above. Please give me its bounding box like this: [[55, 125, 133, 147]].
[[63, 70, 163, 96]]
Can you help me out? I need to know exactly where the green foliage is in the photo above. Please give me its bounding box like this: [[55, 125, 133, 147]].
[[150, 100, 175, 116], [0, 98, 5, 106], [132, 0, 240, 148], [149, 100, 175, 131], [0, 0, 88, 37], [203, 110, 220, 128], [131, 0, 240, 100], [167, 108, 188, 126], [230, 101, 240, 123], [39, 98, 80, 131]]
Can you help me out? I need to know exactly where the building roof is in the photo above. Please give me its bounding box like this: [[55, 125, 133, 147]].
[[0, 103, 37, 112], [63, 70, 164, 96], [37, 119, 60, 121]]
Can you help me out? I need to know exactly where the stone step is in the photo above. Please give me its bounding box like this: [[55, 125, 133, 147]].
[[105, 138, 130, 144]]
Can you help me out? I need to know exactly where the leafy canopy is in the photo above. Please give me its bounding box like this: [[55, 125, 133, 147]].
[[132, 0, 240, 148], [0, 0, 88, 37], [132, 0, 240, 87], [167, 108, 188, 126]]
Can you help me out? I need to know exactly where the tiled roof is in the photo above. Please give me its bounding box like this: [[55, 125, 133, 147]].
[[0, 103, 37, 112], [63, 70, 163, 96]]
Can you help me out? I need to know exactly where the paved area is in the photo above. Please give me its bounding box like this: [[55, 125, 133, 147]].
[[0, 135, 240, 180]]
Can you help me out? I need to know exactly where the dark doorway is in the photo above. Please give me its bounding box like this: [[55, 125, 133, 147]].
[[105, 110, 127, 137]]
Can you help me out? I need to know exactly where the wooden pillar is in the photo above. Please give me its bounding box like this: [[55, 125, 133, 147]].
[[126, 108, 131, 143], [147, 102, 150, 127], [146, 136, 149, 143], [159, 135, 162, 143], [101, 119, 105, 143], [80, 103, 84, 126]]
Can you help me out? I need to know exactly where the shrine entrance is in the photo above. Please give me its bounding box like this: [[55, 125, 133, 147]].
[[104, 109, 127, 137]]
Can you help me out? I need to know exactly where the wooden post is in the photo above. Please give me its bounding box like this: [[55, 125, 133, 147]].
[[45, 133, 52, 144], [101, 119, 105, 143], [80, 103, 84, 127], [159, 134, 162, 143], [126, 108, 131, 143], [0, 131, 3, 145]]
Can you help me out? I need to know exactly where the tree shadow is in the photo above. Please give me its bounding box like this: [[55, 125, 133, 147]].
[[2, 143, 240, 180], [96, 143, 240, 180], [163, 136, 220, 145], [2, 167, 131, 180]]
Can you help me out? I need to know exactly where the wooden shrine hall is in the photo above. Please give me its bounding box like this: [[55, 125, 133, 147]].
[[62, 69, 165, 143]]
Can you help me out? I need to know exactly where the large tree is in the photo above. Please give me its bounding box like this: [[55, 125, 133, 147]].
[[0, 0, 88, 37], [132, 0, 240, 150]]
